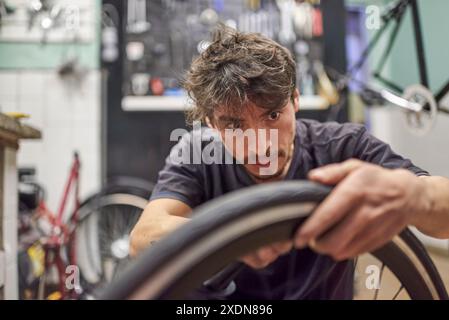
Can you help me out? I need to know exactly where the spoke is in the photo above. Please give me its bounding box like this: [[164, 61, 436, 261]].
[[352, 257, 359, 299], [125, 208, 141, 231], [373, 263, 385, 300], [111, 206, 122, 239], [281, 248, 298, 299], [99, 216, 115, 249], [392, 285, 404, 300], [99, 205, 141, 279], [77, 199, 147, 287], [103, 258, 118, 283]]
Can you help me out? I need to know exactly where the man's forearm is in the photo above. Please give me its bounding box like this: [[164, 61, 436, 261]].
[[129, 211, 189, 257], [413, 176, 449, 238]]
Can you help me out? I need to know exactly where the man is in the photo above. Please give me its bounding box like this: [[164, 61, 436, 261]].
[[130, 26, 449, 299]]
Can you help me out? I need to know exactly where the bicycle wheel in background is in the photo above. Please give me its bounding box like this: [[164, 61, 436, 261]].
[[102, 176, 154, 199], [74, 193, 148, 295], [72, 176, 153, 294], [97, 181, 448, 300]]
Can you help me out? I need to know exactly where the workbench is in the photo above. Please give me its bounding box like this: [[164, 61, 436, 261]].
[[0, 114, 41, 299]]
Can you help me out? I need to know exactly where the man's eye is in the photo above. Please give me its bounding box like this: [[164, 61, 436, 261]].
[[225, 122, 241, 129], [268, 111, 281, 121]]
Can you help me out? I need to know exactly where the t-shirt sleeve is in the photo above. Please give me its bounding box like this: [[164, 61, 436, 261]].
[[149, 133, 205, 208], [351, 126, 429, 176]]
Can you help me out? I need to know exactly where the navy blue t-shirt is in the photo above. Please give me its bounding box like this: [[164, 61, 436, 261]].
[[150, 119, 428, 300]]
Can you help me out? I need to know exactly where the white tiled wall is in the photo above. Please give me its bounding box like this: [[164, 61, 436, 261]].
[[0, 70, 101, 213]]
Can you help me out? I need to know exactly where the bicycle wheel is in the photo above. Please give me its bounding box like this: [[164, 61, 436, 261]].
[[103, 176, 154, 199], [74, 193, 148, 294], [98, 181, 448, 300]]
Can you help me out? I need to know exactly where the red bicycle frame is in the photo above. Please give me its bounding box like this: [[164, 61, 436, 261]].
[[36, 152, 81, 299]]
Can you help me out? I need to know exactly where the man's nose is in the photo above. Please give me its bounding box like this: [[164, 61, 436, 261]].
[[248, 129, 272, 158]]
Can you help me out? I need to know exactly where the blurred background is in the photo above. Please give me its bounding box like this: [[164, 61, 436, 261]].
[[0, 0, 448, 300]]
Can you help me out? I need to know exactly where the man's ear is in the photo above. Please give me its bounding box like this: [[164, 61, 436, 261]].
[[293, 88, 300, 112]]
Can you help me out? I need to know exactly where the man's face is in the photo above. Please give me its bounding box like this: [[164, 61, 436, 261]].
[[210, 89, 300, 182]]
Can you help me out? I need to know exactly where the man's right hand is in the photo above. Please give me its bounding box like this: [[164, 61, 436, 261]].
[[239, 240, 293, 269], [130, 198, 294, 268]]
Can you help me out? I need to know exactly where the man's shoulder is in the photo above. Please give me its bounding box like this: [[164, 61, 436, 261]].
[[297, 119, 366, 146]]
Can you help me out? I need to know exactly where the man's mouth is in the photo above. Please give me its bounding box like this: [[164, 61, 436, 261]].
[[255, 160, 272, 168]]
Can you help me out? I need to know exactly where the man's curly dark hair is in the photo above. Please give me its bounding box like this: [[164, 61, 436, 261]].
[[182, 24, 296, 126]]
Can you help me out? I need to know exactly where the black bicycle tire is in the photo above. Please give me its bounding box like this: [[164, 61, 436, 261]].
[[98, 181, 448, 300], [76, 193, 148, 222], [103, 176, 154, 199], [75, 176, 153, 212]]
